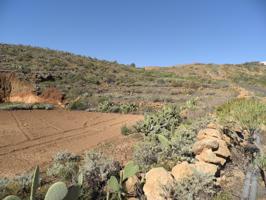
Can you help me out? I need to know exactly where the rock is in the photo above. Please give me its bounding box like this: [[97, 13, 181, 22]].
[[143, 167, 174, 200], [242, 130, 250, 140], [193, 161, 218, 176], [171, 161, 193, 181], [192, 138, 219, 155], [196, 148, 226, 165], [231, 125, 243, 133], [222, 134, 231, 145], [213, 139, 231, 158], [207, 122, 220, 129], [124, 175, 139, 195], [197, 128, 222, 140]]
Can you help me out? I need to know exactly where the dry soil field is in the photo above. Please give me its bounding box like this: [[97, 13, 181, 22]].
[[0, 110, 143, 177]]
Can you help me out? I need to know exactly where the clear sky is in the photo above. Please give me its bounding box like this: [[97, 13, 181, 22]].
[[0, 0, 265, 66]]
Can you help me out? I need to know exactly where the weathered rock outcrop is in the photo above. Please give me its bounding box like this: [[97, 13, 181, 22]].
[[194, 126, 231, 162], [124, 175, 139, 195], [143, 123, 234, 199], [171, 161, 194, 181], [196, 148, 226, 165], [192, 138, 219, 154], [143, 167, 174, 200]]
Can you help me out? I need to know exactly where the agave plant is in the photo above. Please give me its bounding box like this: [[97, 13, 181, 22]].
[[3, 166, 83, 200]]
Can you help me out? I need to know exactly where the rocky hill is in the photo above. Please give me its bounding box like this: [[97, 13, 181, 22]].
[[0, 44, 265, 114]]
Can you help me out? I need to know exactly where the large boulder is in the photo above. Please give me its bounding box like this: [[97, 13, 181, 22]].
[[124, 175, 139, 195], [171, 161, 193, 181], [196, 148, 226, 165], [197, 128, 222, 140], [193, 161, 218, 176], [192, 138, 219, 155], [207, 122, 221, 130], [143, 167, 174, 200], [171, 160, 219, 181], [221, 134, 231, 145], [213, 139, 231, 158]]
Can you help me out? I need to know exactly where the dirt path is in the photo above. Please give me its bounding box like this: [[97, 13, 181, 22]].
[[0, 110, 143, 177]]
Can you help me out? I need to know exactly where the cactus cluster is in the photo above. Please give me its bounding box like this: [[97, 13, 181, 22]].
[[133, 116, 211, 170], [135, 105, 181, 137], [3, 166, 83, 200], [98, 101, 138, 114]]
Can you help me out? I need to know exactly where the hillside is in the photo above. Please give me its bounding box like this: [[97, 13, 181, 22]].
[[0, 44, 265, 115], [1, 44, 266, 199]]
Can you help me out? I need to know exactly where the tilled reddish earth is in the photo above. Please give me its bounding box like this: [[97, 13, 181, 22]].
[[0, 110, 143, 177]]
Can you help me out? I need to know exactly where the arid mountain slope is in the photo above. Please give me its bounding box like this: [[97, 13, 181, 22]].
[[1, 44, 265, 113]]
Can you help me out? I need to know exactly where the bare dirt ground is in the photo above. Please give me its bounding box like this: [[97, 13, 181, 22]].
[[0, 110, 143, 177]]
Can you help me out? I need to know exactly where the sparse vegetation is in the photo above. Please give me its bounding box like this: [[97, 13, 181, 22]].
[[121, 124, 134, 135], [47, 151, 80, 182], [97, 101, 138, 114], [135, 105, 182, 137], [3, 166, 83, 200], [0, 102, 54, 110], [216, 98, 266, 134], [81, 151, 121, 199], [212, 191, 233, 200], [1, 44, 266, 199], [133, 106, 211, 170], [162, 172, 216, 200], [0, 44, 243, 113]]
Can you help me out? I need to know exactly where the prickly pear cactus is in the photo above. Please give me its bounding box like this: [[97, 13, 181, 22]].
[[78, 172, 83, 186], [3, 195, 21, 200], [123, 161, 139, 181], [44, 182, 68, 200], [30, 165, 40, 200], [157, 134, 170, 148], [107, 176, 120, 193]]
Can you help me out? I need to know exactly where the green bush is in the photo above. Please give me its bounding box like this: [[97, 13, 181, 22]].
[[121, 124, 134, 135], [81, 151, 121, 199], [216, 98, 266, 134], [47, 151, 80, 182], [119, 103, 137, 114], [0, 103, 54, 110], [0, 173, 32, 199], [133, 116, 211, 171], [135, 105, 182, 137], [213, 191, 233, 200], [98, 101, 138, 114], [3, 166, 83, 200], [162, 171, 216, 200], [97, 101, 120, 113], [133, 140, 163, 171], [68, 98, 88, 110]]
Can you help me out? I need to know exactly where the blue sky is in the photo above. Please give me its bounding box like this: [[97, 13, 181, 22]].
[[0, 0, 265, 66]]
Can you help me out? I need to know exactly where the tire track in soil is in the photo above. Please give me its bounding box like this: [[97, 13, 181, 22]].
[[10, 111, 32, 141], [0, 114, 122, 151], [0, 111, 143, 177]]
